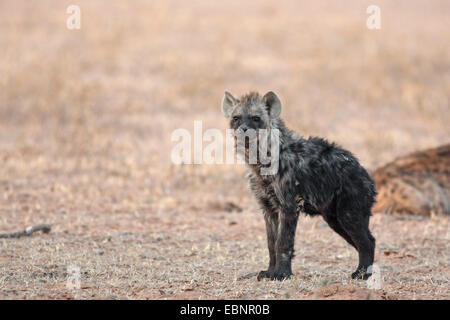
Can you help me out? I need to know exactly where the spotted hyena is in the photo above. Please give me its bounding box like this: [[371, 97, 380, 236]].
[[372, 143, 450, 216], [222, 91, 376, 280]]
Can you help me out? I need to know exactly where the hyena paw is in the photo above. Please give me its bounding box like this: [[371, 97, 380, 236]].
[[351, 268, 372, 280], [257, 270, 272, 281], [270, 267, 292, 281]]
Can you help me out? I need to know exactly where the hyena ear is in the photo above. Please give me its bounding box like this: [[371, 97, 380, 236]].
[[222, 91, 237, 118], [263, 91, 282, 119]]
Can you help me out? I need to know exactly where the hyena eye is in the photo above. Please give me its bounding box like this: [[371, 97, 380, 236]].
[[252, 116, 261, 122], [232, 116, 241, 122]]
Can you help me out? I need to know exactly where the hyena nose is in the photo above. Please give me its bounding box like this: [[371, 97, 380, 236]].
[[239, 124, 249, 132]]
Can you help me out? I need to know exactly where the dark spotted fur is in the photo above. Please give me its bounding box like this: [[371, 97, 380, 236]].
[[222, 91, 376, 281]]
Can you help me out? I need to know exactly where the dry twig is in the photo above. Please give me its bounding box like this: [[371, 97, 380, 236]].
[[0, 224, 52, 239]]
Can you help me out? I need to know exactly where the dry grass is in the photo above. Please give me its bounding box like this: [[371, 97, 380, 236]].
[[0, 0, 449, 299]]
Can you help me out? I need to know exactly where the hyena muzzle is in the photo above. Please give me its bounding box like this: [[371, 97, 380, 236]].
[[222, 91, 376, 281]]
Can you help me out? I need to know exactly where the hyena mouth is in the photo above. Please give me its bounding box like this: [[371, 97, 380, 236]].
[[234, 135, 258, 152], [234, 127, 257, 138]]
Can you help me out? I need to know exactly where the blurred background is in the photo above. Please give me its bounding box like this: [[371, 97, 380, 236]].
[[0, 0, 448, 299]]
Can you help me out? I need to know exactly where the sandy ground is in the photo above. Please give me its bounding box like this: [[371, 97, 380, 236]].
[[0, 0, 449, 299]]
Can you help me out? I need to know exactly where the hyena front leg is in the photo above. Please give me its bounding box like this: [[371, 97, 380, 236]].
[[272, 206, 299, 281], [267, 180, 300, 281], [257, 208, 279, 281]]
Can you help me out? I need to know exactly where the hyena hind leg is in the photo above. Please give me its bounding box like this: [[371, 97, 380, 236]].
[[322, 214, 357, 250], [339, 211, 375, 280]]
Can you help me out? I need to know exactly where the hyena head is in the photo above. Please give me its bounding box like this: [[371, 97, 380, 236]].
[[221, 91, 282, 132], [221, 91, 282, 166]]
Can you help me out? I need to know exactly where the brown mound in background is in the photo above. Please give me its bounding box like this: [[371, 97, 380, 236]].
[[372, 144, 450, 216]]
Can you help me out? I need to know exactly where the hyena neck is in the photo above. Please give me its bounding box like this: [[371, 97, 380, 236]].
[[271, 118, 291, 142], [245, 117, 297, 178], [268, 117, 299, 151]]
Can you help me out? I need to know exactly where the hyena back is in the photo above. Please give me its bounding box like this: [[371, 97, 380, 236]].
[[222, 91, 376, 280]]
